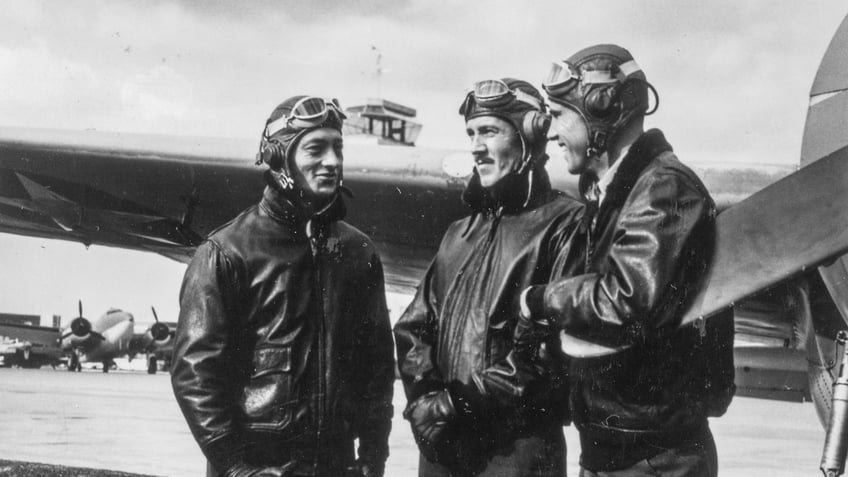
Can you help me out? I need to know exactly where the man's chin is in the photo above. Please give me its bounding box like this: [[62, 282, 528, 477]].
[[313, 186, 338, 201]]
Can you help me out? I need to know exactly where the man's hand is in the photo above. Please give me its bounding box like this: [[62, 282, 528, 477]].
[[402, 389, 457, 462], [514, 288, 551, 361]]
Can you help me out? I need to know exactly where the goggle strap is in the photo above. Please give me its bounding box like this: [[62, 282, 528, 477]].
[[618, 60, 641, 79], [513, 90, 544, 111], [265, 116, 290, 138], [582, 70, 618, 85]]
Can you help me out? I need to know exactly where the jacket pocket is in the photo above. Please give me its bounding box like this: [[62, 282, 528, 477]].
[[240, 346, 295, 429]]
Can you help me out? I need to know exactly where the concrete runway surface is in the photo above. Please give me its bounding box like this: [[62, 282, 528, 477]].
[[0, 368, 827, 476]]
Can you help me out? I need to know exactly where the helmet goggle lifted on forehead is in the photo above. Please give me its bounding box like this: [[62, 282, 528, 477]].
[[459, 78, 551, 154], [542, 59, 644, 99], [541, 44, 658, 153], [264, 96, 346, 138], [459, 79, 545, 115]]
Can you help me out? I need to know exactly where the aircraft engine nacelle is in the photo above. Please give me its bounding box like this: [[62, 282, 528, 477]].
[[150, 322, 170, 342], [69, 317, 92, 337]]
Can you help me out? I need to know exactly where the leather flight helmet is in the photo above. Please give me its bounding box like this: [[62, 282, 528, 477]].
[[543, 44, 658, 156]]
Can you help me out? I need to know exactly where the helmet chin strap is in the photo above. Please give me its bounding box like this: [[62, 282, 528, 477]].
[[512, 135, 536, 208], [269, 168, 295, 190]]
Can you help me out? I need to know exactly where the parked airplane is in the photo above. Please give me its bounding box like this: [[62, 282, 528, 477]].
[[0, 12, 847, 471], [0, 322, 63, 369], [61, 301, 174, 374]]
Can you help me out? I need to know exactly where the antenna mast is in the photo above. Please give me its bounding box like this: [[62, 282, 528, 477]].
[[372, 45, 382, 97]]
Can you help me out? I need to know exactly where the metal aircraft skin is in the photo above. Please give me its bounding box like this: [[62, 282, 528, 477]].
[[0, 12, 846, 450]]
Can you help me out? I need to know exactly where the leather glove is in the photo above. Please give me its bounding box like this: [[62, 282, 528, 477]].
[[514, 288, 551, 361], [224, 463, 287, 477], [402, 389, 457, 462], [346, 459, 385, 477]]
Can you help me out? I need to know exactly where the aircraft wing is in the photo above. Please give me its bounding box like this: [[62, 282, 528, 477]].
[[0, 128, 473, 293]]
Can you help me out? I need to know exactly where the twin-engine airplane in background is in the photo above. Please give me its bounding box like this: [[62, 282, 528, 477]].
[[1, 12, 848, 473], [60, 302, 175, 374], [0, 302, 175, 374]]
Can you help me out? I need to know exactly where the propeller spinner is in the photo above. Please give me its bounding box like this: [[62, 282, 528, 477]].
[[149, 306, 170, 342], [69, 300, 92, 337]]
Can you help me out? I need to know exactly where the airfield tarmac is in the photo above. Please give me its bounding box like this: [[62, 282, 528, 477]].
[[0, 367, 827, 477]]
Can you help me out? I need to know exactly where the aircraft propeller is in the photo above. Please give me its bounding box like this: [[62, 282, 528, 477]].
[[149, 306, 170, 342], [65, 300, 104, 340]]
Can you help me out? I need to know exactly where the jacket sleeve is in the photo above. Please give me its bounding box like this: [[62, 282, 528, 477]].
[[393, 259, 445, 402], [170, 240, 246, 472], [352, 252, 395, 467], [528, 170, 713, 345]]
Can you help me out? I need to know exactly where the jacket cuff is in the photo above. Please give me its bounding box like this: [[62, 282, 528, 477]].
[[446, 380, 486, 420], [201, 432, 246, 474], [356, 404, 393, 465], [522, 285, 548, 322]]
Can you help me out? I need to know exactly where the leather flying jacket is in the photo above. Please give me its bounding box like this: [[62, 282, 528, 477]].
[[171, 180, 394, 475], [394, 165, 584, 440], [525, 129, 736, 471]]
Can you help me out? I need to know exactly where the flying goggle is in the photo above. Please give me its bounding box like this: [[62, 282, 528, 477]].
[[265, 96, 347, 137], [459, 79, 544, 115], [542, 60, 642, 97]]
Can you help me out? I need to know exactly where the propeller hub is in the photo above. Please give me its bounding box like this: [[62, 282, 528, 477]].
[[70, 317, 92, 337], [150, 322, 170, 342]]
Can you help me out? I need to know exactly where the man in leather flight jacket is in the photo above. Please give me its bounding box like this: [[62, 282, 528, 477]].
[[394, 78, 584, 477], [171, 96, 394, 477], [520, 45, 736, 476]]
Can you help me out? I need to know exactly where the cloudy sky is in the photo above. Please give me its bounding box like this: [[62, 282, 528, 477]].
[[0, 1, 846, 326]]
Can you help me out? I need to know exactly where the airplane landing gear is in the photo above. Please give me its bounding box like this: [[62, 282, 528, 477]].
[[147, 356, 157, 375], [821, 331, 848, 476], [68, 353, 82, 372]]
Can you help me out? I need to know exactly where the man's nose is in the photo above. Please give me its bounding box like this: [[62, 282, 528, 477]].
[[470, 134, 486, 153], [322, 149, 342, 168]]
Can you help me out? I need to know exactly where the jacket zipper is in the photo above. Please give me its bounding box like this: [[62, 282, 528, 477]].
[[307, 220, 326, 471], [454, 208, 501, 367]]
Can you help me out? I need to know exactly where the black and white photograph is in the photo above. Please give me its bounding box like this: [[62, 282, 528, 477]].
[[0, 1, 847, 476]]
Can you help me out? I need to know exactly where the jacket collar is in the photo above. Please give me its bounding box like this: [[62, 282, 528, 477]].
[[579, 128, 672, 212], [461, 164, 553, 216]]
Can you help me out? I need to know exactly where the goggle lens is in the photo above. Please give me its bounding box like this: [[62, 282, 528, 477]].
[[542, 61, 580, 95], [472, 79, 511, 102], [291, 97, 343, 121], [266, 97, 346, 137]]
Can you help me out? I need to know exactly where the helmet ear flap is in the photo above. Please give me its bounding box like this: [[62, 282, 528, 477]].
[[258, 138, 286, 171], [521, 110, 551, 146], [584, 84, 621, 119]]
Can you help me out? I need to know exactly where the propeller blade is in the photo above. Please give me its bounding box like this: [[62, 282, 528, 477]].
[[78, 300, 83, 318], [151, 306, 159, 323]]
